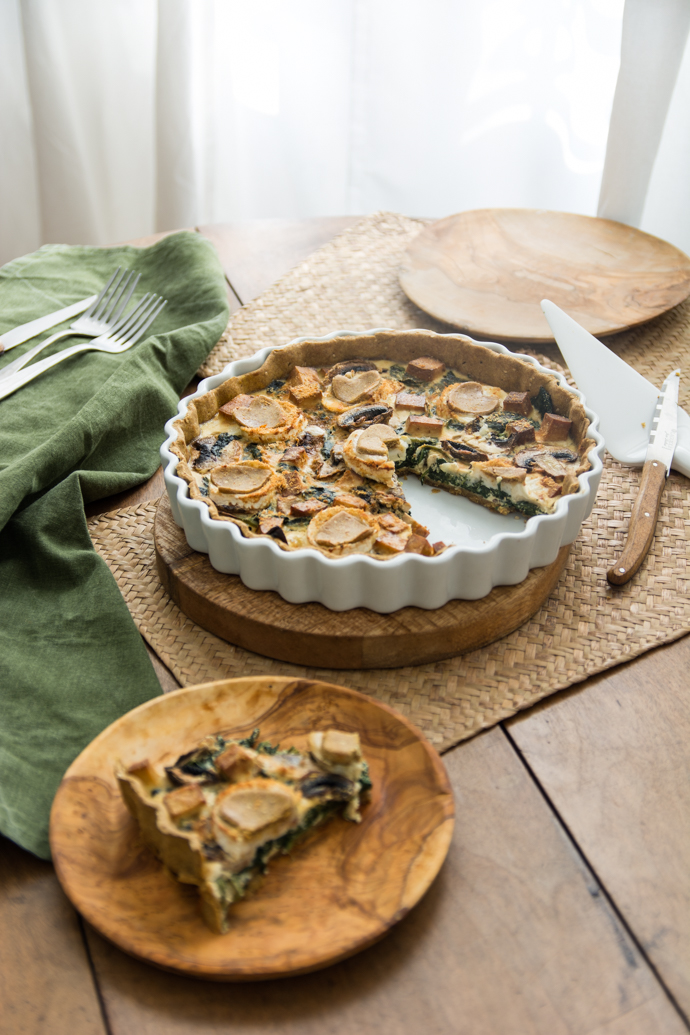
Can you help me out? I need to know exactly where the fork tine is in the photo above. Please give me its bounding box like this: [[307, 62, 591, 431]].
[[122, 297, 167, 346], [101, 269, 136, 323], [93, 268, 129, 321], [112, 293, 155, 339], [106, 273, 140, 329], [84, 267, 122, 319], [108, 272, 140, 326]]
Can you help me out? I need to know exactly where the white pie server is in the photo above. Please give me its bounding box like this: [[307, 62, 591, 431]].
[[161, 329, 604, 613], [541, 300, 690, 478]]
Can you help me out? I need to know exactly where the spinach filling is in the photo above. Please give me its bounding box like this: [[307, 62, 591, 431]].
[[193, 431, 242, 470], [320, 429, 335, 460], [485, 412, 538, 436], [399, 445, 542, 518], [531, 386, 553, 417]]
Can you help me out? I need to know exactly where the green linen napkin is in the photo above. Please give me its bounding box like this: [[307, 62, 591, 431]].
[[0, 232, 230, 858]]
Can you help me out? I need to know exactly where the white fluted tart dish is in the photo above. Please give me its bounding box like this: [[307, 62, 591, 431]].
[[161, 328, 604, 612]]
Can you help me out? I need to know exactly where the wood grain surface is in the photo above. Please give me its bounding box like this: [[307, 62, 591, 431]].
[[4, 217, 689, 1034], [79, 730, 686, 1035], [607, 458, 668, 583], [0, 835, 106, 1035], [399, 209, 690, 343], [50, 677, 454, 980], [509, 633, 690, 1020], [154, 495, 571, 669]]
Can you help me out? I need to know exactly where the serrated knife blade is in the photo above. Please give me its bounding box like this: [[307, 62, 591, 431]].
[[647, 369, 680, 473], [607, 368, 680, 585]]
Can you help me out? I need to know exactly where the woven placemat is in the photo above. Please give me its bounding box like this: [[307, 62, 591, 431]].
[[88, 211, 690, 751]]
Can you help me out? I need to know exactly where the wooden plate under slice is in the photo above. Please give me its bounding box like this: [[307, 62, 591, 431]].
[[50, 676, 454, 981], [399, 209, 690, 343], [154, 495, 570, 669]]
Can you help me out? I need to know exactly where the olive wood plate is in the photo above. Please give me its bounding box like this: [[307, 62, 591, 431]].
[[154, 495, 571, 668], [399, 208, 690, 343], [50, 676, 454, 981]]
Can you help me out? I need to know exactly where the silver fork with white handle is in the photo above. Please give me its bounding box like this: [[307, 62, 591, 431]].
[[0, 267, 140, 382], [0, 295, 167, 401]]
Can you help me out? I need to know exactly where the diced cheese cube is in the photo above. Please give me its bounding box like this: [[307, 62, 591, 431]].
[[405, 415, 445, 437], [395, 391, 426, 412], [538, 413, 572, 442], [406, 357, 445, 382], [502, 391, 532, 416]]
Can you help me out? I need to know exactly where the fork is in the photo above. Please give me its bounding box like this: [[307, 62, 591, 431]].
[[0, 267, 140, 382], [0, 294, 167, 401]]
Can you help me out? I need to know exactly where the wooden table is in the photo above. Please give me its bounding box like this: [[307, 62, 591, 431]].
[[2, 219, 689, 1035]]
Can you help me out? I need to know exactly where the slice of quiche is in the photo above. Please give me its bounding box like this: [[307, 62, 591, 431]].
[[116, 728, 370, 933]]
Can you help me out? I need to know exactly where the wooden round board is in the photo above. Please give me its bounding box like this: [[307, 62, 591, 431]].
[[50, 676, 454, 980], [399, 208, 690, 343], [154, 495, 570, 669]]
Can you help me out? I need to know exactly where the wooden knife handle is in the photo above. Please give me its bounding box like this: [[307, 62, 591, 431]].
[[607, 459, 667, 585]]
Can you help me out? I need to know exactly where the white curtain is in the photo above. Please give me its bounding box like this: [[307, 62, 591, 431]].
[[1, 0, 688, 267]]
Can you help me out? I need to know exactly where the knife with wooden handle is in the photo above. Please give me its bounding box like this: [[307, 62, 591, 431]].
[[607, 369, 680, 585]]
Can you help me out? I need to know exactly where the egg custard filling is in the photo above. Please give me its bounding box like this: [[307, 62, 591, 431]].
[[117, 728, 370, 934], [170, 332, 593, 559]]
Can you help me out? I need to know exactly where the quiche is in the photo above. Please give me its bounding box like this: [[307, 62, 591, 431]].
[[170, 330, 593, 559], [117, 727, 370, 934]]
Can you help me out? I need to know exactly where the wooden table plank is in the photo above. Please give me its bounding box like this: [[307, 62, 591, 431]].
[[33, 214, 682, 1033], [198, 217, 359, 304], [206, 216, 690, 1023], [0, 836, 107, 1035], [83, 728, 685, 1034], [508, 634, 690, 1022]]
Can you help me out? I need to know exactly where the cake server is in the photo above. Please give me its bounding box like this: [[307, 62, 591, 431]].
[[541, 299, 688, 585], [0, 294, 98, 354], [540, 300, 690, 478]]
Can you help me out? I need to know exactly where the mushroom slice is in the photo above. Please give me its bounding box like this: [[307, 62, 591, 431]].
[[441, 439, 488, 462], [533, 454, 570, 478], [314, 512, 372, 546], [337, 404, 391, 429], [514, 449, 576, 477], [356, 434, 387, 458], [473, 457, 527, 482], [222, 394, 286, 430], [214, 779, 298, 836], [331, 369, 381, 404], [356, 424, 399, 457], [325, 360, 378, 383], [343, 427, 398, 483], [210, 463, 272, 494], [446, 382, 500, 415], [308, 506, 378, 553]]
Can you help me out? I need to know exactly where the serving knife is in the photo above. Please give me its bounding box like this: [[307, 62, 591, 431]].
[[541, 299, 689, 585], [0, 295, 98, 354], [606, 368, 679, 584]]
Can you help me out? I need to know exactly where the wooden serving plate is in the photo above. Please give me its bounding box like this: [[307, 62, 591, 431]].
[[50, 676, 454, 980], [154, 495, 570, 668], [399, 209, 690, 343]]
